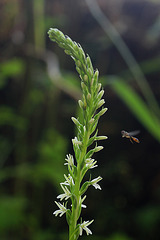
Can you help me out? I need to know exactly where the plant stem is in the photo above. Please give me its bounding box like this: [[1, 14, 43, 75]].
[[69, 146, 87, 239]]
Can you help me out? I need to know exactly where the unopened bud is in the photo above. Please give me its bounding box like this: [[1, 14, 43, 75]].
[[97, 83, 102, 92], [71, 117, 80, 126], [94, 146, 104, 152], [97, 90, 104, 100], [96, 136, 108, 141], [97, 99, 105, 109], [84, 75, 88, 83], [87, 93, 91, 101], [94, 69, 99, 80], [89, 118, 95, 124], [76, 60, 81, 67], [99, 108, 108, 116]]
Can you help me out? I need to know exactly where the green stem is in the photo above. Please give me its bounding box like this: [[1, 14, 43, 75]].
[[69, 143, 88, 240]]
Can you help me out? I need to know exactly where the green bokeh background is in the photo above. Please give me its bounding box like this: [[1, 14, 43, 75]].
[[0, 0, 160, 239]]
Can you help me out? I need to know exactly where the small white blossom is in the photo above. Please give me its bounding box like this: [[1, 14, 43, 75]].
[[90, 176, 102, 190], [61, 174, 74, 187], [72, 136, 82, 146], [57, 184, 71, 201], [79, 220, 94, 236], [53, 202, 67, 217], [64, 154, 74, 167], [85, 158, 98, 169]]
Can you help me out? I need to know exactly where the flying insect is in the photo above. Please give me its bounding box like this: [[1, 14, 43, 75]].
[[121, 130, 140, 143]]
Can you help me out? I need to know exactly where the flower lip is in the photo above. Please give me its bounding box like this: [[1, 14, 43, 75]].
[[64, 154, 74, 167], [57, 184, 71, 201], [53, 202, 67, 217], [90, 176, 102, 190], [79, 220, 94, 236]]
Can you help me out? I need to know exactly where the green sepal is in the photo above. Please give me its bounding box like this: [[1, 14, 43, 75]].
[[96, 99, 105, 110], [73, 142, 81, 161], [71, 117, 83, 130], [77, 202, 82, 221], [94, 108, 108, 122], [85, 148, 95, 159], [86, 54, 94, 73], [80, 181, 90, 195], [67, 164, 74, 180], [80, 166, 88, 182], [81, 81, 89, 96], [90, 120, 98, 135], [66, 209, 71, 225], [73, 165, 77, 180], [87, 129, 98, 147], [91, 69, 99, 91], [96, 90, 104, 102]]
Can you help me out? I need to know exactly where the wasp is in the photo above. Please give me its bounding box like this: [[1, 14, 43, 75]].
[[121, 130, 140, 143]]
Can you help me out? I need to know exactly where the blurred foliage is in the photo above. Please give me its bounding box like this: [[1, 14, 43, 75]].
[[0, 0, 160, 239], [106, 76, 160, 142], [0, 196, 27, 233]]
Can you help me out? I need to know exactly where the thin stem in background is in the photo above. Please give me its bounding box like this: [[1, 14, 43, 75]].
[[33, 0, 45, 52], [85, 0, 160, 116]]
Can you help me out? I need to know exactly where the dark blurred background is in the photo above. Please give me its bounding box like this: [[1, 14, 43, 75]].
[[0, 0, 160, 239]]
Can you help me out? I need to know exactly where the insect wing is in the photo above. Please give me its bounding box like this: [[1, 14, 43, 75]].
[[128, 130, 140, 136]]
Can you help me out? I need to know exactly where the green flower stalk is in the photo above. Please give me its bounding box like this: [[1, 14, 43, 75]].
[[48, 28, 107, 240]]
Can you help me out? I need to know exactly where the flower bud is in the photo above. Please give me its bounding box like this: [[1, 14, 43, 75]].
[[86, 56, 93, 72], [94, 146, 104, 152], [76, 60, 81, 67], [78, 100, 84, 109], [97, 99, 105, 109], [89, 118, 95, 124], [94, 69, 99, 80], [96, 136, 108, 141], [97, 83, 102, 92], [88, 68, 93, 77], [97, 90, 104, 100], [98, 108, 108, 116], [84, 75, 88, 83], [71, 117, 80, 126], [87, 93, 91, 102], [64, 50, 70, 55]]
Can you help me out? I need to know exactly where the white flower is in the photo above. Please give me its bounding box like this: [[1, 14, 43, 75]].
[[61, 174, 74, 187], [85, 158, 98, 169], [64, 154, 74, 167], [57, 184, 71, 201], [72, 136, 82, 146], [53, 202, 67, 217], [79, 220, 94, 236], [90, 176, 102, 190]]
